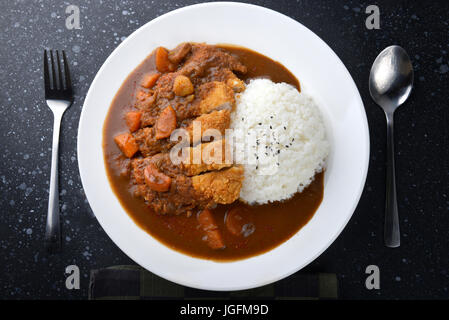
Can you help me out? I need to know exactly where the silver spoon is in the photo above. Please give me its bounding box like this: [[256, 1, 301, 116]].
[[369, 45, 414, 248]]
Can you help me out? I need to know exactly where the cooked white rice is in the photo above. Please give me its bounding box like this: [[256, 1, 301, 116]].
[[230, 79, 329, 204]]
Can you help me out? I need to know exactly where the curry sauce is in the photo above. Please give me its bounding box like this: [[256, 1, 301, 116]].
[[103, 44, 324, 261]]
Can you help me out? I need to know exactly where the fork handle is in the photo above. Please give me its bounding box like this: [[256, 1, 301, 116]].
[[45, 111, 63, 253], [384, 112, 400, 248]]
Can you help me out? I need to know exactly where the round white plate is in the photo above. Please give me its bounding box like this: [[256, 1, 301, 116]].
[[78, 2, 369, 291]]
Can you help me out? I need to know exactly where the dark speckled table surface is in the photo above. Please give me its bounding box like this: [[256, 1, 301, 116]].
[[0, 0, 448, 299]]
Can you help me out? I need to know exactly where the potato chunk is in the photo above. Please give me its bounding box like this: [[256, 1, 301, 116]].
[[173, 75, 194, 96]]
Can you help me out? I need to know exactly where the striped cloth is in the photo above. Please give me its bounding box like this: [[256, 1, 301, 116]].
[[89, 265, 338, 300]]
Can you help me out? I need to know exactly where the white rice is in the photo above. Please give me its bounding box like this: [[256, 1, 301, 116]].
[[230, 79, 329, 204]]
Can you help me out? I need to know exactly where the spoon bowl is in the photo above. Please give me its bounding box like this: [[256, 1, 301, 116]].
[[369, 45, 414, 113], [369, 45, 414, 248]]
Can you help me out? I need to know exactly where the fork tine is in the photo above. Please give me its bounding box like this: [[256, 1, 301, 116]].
[[49, 50, 57, 90], [62, 51, 72, 92], [43, 50, 51, 95], [56, 50, 64, 90]]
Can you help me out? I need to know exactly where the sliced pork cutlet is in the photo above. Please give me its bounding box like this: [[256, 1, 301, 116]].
[[193, 81, 235, 115], [191, 166, 244, 205]]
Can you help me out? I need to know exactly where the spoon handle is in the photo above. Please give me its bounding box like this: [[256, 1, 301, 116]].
[[385, 112, 400, 247]]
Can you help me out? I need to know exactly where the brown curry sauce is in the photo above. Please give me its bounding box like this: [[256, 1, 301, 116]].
[[103, 44, 324, 261]]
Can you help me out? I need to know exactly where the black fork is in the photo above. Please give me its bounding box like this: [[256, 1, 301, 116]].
[[43, 50, 73, 253]]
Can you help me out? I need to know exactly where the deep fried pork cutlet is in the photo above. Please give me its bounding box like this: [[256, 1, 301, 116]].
[[191, 167, 243, 205]]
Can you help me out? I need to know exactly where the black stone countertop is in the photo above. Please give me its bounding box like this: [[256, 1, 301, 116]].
[[0, 0, 448, 299]]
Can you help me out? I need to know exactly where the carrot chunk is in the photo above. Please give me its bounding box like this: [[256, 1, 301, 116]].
[[144, 164, 171, 192], [197, 209, 225, 250], [155, 105, 177, 139], [205, 229, 225, 250], [155, 47, 170, 73], [198, 208, 218, 231], [141, 73, 160, 89], [114, 133, 139, 158], [125, 111, 142, 132]]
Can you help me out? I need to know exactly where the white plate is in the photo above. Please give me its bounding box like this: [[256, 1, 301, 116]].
[[78, 2, 369, 291]]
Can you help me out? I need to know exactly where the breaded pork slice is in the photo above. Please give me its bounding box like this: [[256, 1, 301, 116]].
[[149, 139, 233, 176], [184, 139, 233, 175], [195, 81, 235, 114], [185, 109, 231, 145], [192, 166, 244, 204]]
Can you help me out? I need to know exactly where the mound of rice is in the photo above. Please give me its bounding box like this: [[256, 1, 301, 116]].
[[230, 79, 329, 204]]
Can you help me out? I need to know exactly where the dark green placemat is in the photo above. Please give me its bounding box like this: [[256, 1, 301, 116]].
[[89, 265, 338, 300]]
